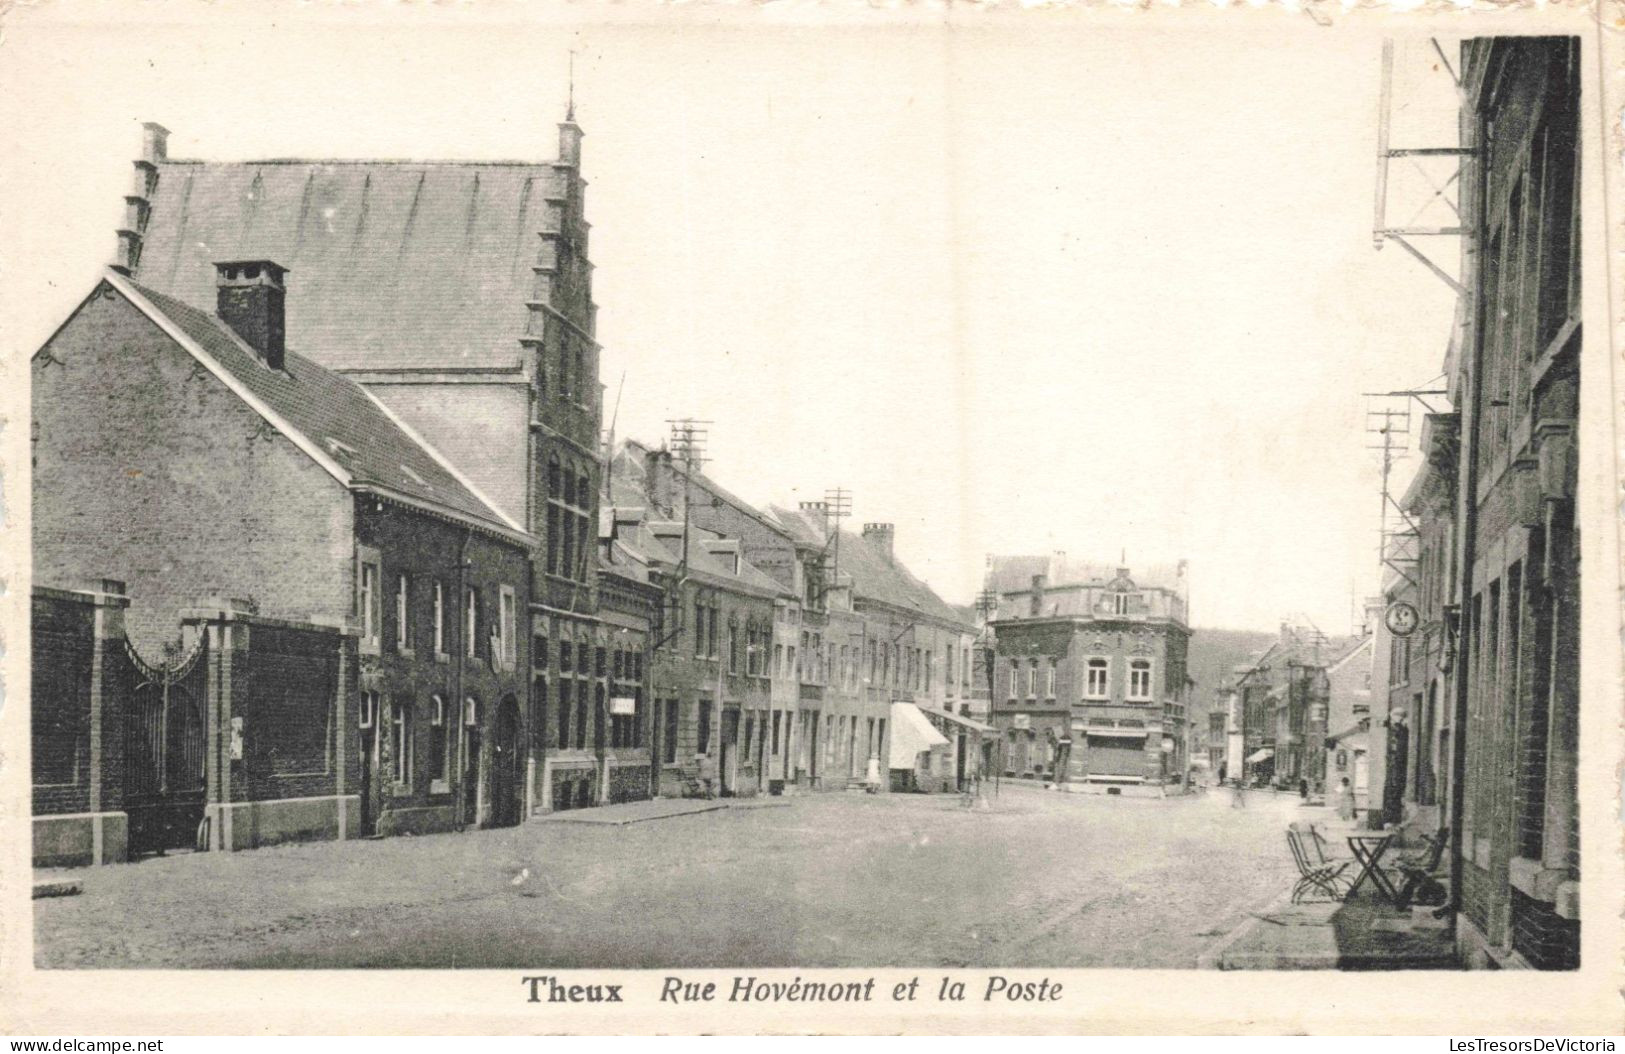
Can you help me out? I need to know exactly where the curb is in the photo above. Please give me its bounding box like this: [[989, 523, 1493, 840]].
[[33, 879, 84, 900], [1194, 889, 1298, 969]]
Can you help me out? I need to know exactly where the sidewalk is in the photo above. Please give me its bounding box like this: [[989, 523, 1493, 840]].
[[536, 795, 790, 826], [1197, 808, 1457, 970]]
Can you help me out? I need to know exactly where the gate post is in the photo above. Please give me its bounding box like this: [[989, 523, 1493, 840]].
[[191, 600, 252, 852], [89, 581, 131, 865]]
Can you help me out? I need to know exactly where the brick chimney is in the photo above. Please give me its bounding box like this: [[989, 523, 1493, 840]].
[[863, 522, 895, 565], [215, 261, 287, 369]]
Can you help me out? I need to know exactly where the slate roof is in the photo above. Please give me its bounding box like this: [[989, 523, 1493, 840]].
[[111, 272, 526, 540], [132, 160, 567, 371], [768, 506, 971, 631], [985, 554, 1187, 596]]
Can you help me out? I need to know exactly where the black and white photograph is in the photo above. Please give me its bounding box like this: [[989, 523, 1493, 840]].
[[1, 1, 1619, 1036]]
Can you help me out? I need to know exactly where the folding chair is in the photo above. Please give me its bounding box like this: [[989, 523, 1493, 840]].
[[1392, 828, 1449, 908], [1286, 825, 1352, 904]]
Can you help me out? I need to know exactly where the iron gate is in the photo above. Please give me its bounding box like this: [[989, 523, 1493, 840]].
[[124, 635, 209, 856]]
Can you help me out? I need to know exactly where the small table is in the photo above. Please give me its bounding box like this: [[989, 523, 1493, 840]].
[[1346, 833, 1402, 904]]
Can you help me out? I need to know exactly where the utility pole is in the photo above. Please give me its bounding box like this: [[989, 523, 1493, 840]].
[[976, 587, 1000, 797], [823, 486, 851, 603]]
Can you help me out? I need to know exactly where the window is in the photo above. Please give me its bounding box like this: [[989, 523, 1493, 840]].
[[546, 456, 593, 583], [556, 680, 572, 750], [358, 556, 380, 652], [771, 711, 782, 755], [1046, 659, 1056, 699], [395, 574, 411, 653], [465, 588, 479, 658], [1128, 659, 1153, 701], [498, 586, 517, 668], [1006, 662, 1019, 700], [391, 699, 412, 786], [698, 700, 713, 756], [433, 581, 446, 656], [429, 695, 449, 788], [359, 691, 378, 730], [744, 715, 755, 762], [708, 604, 720, 658], [1085, 658, 1109, 699], [663, 699, 680, 764], [1025, 660, 1037, 698], [729, 622, 741, 674], [1113, 592, 1132, 616], [695, 598, 707, 656]]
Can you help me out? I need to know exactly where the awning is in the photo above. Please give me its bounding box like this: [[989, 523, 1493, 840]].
[[1246, 748, 1274, 763], [927, 708, 996, 734], [1084, 728, 1152, 739], [889, 702, 950, 769]]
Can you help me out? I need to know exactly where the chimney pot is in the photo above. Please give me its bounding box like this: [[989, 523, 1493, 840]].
[[214, 260, 288, 369]]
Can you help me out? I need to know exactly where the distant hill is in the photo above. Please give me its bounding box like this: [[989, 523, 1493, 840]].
[[1185, 627, 1277, 713]]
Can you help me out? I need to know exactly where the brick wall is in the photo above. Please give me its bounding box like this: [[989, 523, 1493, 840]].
[[31, 592, 98, 815], [1511, 888, 1579, 969], [354, 500, 531, 830], [33, 288, 353, 658], [608, 764, 650, 804]]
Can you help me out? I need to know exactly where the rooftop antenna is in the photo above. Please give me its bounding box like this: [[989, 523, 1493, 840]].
[[567, 48, 577, 120], [600, 368, 625, 501]]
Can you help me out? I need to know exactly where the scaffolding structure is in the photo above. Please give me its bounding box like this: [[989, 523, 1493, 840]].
[[1372, 38, 1473, 295], [1369, 37, 1470, 595]]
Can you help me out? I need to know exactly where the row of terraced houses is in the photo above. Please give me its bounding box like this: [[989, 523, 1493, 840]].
[[30, 109, 1009, 870]]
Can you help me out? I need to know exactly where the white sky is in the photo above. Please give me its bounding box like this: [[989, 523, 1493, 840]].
[[1, 4, 1467, 634]]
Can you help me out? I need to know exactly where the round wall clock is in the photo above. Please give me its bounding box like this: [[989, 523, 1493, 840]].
[[1384, 600, 1420, 637]]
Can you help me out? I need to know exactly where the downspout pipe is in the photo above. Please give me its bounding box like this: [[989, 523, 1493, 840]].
[[455, 527, 473, 827], [1447, 93, 1485, 930]]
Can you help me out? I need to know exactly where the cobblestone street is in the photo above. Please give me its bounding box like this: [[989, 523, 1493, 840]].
[[36, 785, 1304, 969]]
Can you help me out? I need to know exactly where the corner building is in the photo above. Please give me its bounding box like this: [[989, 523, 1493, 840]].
[[984, 558, 1192, 794]]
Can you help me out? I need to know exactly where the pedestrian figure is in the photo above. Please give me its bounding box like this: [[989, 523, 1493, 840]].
[[1298, 778, 1309, 800], [1336, 776, 1356, 822]]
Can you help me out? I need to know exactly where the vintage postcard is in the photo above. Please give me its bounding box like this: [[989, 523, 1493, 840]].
[[0, 0, 1620, 1036]]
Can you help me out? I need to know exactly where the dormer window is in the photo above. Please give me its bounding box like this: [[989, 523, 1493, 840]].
[[1113, 593, 1132, 616]]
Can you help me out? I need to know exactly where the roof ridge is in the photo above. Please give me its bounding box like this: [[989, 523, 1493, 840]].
[[110, 271, 528, 543], [108, 272, 352, 488]]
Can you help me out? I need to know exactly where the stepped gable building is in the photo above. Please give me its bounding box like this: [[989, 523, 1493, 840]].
[[113, 108, 606, 790], [983, 556, 1192, 794], [115, 113, 603, 637]]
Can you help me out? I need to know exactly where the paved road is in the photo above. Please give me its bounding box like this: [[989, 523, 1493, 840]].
[[35, 784, 1305, 969]]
